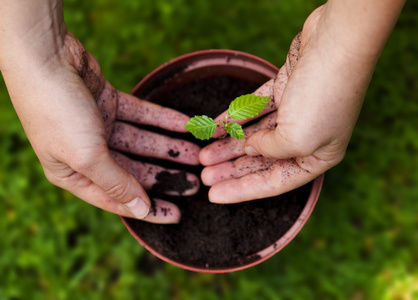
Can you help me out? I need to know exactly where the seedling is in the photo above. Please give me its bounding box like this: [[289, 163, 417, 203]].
[[185, 94, 270, 140]]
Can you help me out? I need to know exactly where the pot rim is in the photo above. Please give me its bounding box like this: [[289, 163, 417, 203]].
[[132, 49, 280, 95], [121, 49, 324, 273]]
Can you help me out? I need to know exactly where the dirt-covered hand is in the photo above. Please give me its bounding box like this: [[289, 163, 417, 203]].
[[64, 33, 200, 221], [200, 1, 404, 204], [0, 1, 200, 223]]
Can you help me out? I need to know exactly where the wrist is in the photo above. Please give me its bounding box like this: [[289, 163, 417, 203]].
[[318, 0, 405, 64], [0, 0, 66, 73]]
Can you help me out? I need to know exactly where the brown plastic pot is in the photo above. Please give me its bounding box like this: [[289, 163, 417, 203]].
[[121, 49, 324, 273]]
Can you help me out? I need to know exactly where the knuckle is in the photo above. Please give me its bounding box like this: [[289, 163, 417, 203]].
[[43, 169, 60, 186], [70, 147, 107, 173], [329, 150, 346, 167], [104, 180, 131, 203], [276, 130, 316, 158]]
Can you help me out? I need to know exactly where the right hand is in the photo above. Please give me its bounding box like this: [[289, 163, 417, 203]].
[[199, 0, 404, 204]]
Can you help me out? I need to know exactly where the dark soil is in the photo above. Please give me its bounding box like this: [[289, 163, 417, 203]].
[[124, 75, 311, 270]]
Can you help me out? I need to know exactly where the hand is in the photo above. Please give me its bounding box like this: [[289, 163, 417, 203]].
[[1, 7, 200, 223], [66, 33, 201, 222], [200, 1, 404, 204]]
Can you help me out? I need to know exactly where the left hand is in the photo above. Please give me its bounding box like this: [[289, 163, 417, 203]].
[[1, 19, 200, 223]]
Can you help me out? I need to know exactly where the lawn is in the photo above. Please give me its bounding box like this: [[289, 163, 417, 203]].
[[1, 0, 418, 299]]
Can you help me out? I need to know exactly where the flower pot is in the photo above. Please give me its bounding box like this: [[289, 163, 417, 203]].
[[121, 49, 324, 273]]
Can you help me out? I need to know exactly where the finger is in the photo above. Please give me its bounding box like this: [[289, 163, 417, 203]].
[[285, 32, 302, 76], [44, 148, 153, 220], [212, 78, 276, 138], [109, 121, 200, 165], [201, 155, 276, 186], [143, 199, 181, 224], [200, 112, 277, 166], [243, 33, 304, 159], [69, 148, 152, 219], [207, 158, 323, 204], [45, 168, 180, 223], [96, 81, 118, 141], [116, 91, 191, 132], [244, 128, 294, 159], [111, 150, 199, 196], [238, 66, 289, 158], [273, 63, 289, 108], [199, 136, 245, 167]]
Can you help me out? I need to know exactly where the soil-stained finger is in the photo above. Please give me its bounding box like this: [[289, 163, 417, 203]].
[[142, 199, 181, 224], [116, 91, 191, 132], [208, 158, 316, 204], [273, 64, 289, 109], [111, 150, 199, 196], [109, 121, 200, 165], [96, 81, 118, 141], [200, 112, 277, 166], [201, 155, 276, 186]]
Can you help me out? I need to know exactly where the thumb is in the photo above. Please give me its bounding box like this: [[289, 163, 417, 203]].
[[76, 149, 151, 219], [244, 128, 292, 159]]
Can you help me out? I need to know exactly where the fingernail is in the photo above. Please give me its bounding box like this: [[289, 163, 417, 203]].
[[245, 145, 260, 156], [144, 199, 181, 224], [125, 197, 150, 219]]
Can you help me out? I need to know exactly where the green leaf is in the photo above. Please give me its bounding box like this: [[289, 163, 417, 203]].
[[225, 122, 244, 140], [185, 115, 217, 140], [227, 94, 270, 120]]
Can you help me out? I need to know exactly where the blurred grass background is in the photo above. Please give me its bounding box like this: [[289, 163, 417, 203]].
[[1, 0, 418, 299]]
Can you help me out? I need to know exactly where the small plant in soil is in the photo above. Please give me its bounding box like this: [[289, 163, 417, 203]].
[[185, 94, 270, 140]]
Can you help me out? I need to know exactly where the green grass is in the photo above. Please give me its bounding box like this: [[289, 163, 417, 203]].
[[1, 0, 418, 299]]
